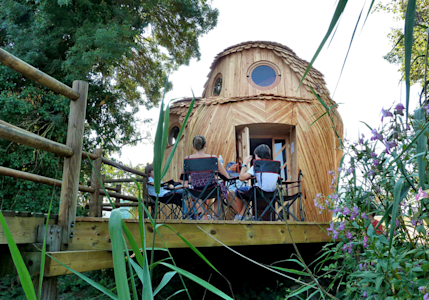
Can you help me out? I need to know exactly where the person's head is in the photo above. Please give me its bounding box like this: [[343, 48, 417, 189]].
[[146, 164, 154, 178], [254, 144, 271, 159], [192, 135, 206, 151]]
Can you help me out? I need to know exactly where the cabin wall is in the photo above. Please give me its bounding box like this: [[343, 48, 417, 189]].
[[203, 49, 315, 100], [163, 99, 340, 222]]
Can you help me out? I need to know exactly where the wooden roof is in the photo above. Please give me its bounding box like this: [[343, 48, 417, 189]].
[[203, 41, 330, 98]]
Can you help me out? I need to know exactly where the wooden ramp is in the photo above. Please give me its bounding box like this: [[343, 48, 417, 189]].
[[0, 213, 330, 277]]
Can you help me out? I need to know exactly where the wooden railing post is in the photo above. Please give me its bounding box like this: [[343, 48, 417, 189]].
[[115, 184, 121, 206], [58, 80, 88, 247], [97, 174, 105, 216], [89, 148, 103, 217]]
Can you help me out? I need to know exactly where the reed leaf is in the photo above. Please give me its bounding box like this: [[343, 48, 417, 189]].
[[404, 0, 417, 120], [0, 211, 36, 300], [413, 107, 427, 188], [389, 178, 410, 252], [153, 271, 177, 296], [298, 0, 348, 90], [159, 262, 233, 300], [109, 209, 131, 300]]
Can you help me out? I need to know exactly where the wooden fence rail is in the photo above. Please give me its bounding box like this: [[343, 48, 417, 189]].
[[0, 123, 74, 158], [0, 48, 80, 101]]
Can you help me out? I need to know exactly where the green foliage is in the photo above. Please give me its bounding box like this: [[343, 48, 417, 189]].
[[376, 0, 429, 87], [0, 0, 217, 212]]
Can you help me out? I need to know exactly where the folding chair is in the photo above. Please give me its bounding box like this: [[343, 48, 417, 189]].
[[182, 157, 224, 220], [147, 181, 183, 220], [236, 159, 284, 221], [278, 170, 305, 222]]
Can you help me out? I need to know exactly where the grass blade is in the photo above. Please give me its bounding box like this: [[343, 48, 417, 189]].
[[159, 262, 233, 300], [389, 178, 409, 252], [270, 266, 310, 277], [287, 283, 316, 299], [413, 107, 427, 188], [0, 211, 36, 300], [298, 0, 348, 90], [166, 289, 187, 300], [153, 271, 177, 296], [404, 0, 417, 120], [45, 253, 118, 299], [109, 209, 131, 300]]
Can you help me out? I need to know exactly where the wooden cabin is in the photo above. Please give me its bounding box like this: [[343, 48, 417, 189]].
[[163, 41, 343, 222]]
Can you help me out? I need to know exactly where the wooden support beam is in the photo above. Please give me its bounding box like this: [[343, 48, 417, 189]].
[[0, 215, 57, 244], [89, 149, 103, 217], [33, 225, 62, 300], [101, 157, 147, 177], [59, 80, 88, 247], [0, 166, 94, 193], [68, 218, 330, 251], [0, 124, 74, 158], [0, 48, 80, 101], [81, 151, 99, 160]]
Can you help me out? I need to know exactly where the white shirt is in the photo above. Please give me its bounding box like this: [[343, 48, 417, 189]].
[[247, 166, 279, 192]]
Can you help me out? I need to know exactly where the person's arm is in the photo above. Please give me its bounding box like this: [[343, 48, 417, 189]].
[[217, 158, 230, 179], [239, 155, 253, 181]]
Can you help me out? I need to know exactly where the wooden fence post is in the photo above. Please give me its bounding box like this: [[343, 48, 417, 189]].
[[89, 148, 103, 217], [97, 174, 105, 216], [33, 225, 62, 300], [58, 80, 88, 247], [115, 184, 121, 206]]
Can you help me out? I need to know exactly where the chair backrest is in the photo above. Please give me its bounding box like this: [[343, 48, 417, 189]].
[[184, 157, 218, 173], [253, 159, 281, 191]]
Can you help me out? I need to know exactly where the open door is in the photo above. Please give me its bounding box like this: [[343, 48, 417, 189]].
[[236, 126, 250, 162]]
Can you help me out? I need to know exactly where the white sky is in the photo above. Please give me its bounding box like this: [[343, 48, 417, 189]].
[[112, 0, 422, 166]]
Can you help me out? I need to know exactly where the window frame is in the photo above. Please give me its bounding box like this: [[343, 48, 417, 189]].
[[247, 61, 281, 90]]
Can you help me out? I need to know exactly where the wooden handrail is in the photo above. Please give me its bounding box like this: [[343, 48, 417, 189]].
[[0, 123, 74, 158], [82, 151, 99, 160], [0, 48, 80, 101], [99, 190, 139, 202], [101, 157, 147, 177], [0, 166, 95, 193], [102, 178, 146, 183]]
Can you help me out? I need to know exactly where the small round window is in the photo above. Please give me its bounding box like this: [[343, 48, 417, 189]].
[[252, 65, 276, 87], [247, 61, 281, 90], [213, 75, 222, 96], [168, 126, 180, 146]]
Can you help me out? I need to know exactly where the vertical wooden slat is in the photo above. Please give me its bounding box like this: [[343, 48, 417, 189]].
[[89, 148, 102, 217], [58, 80, 88, 247]]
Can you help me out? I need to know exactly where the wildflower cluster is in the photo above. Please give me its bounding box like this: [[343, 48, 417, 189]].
[[312, 106, 429, 299]]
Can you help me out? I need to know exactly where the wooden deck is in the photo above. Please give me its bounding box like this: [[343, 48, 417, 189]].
[[0, 212, 330, 277]]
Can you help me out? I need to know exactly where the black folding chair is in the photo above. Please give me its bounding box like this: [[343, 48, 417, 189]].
[[236, 159, 284, 221], [182, 157, 224, 220], [147, 181, 183, 220], [278, 170, 305, 221]]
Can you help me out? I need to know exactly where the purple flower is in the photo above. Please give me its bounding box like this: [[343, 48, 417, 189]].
[[328, 170, 334, 176], [363, 291, 367, 298], [327, 222, 334, 233], [338, 167, 342, 172], [370, 151, 377, 157], [381, 108, 393, 122], [333, 230, 339, 240], [359, 263, 363, 271], [396, 220, 400, 227], [385, 140, 397, 154], [416, 187, 429, 201], [342, 244, 348, 252], [395, 103, 405, 115], [333, 207, 341, 214], [347, 168, 354, 174], [419, 286, 427, 293], [338, 222, 345, 231], [373, 159, 379, 166], [343, 207, 351, 215], [371, 129, 383, 141], [361, 212, 368, 219], [368, 170, 375, 177], [424, 293, 428, 300], [363, 236, 368, 248], [412, 219, 417, 227], [346, 231, 353, 239], [424, 104, 429, 114]]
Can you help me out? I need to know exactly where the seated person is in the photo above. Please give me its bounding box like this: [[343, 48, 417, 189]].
[[146, 164, 183, 198], [184, 135, 233, 220], [233, 144, 279, 220]]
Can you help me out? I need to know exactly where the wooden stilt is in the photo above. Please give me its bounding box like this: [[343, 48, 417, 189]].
[[89, 148, 103, 217]]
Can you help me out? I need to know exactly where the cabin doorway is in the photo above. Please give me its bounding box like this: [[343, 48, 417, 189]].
[[235, 124, 297, 181]]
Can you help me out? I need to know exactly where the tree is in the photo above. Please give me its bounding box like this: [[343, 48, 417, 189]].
[[0, 0, 218, 212], [375, 1, 429, 92]]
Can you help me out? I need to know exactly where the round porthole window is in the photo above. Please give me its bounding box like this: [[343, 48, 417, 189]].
[[252, 65, 276, 87], [213, 75, 222, 96], [247, 61, 281, 90], [168, 126, 180, 146]]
